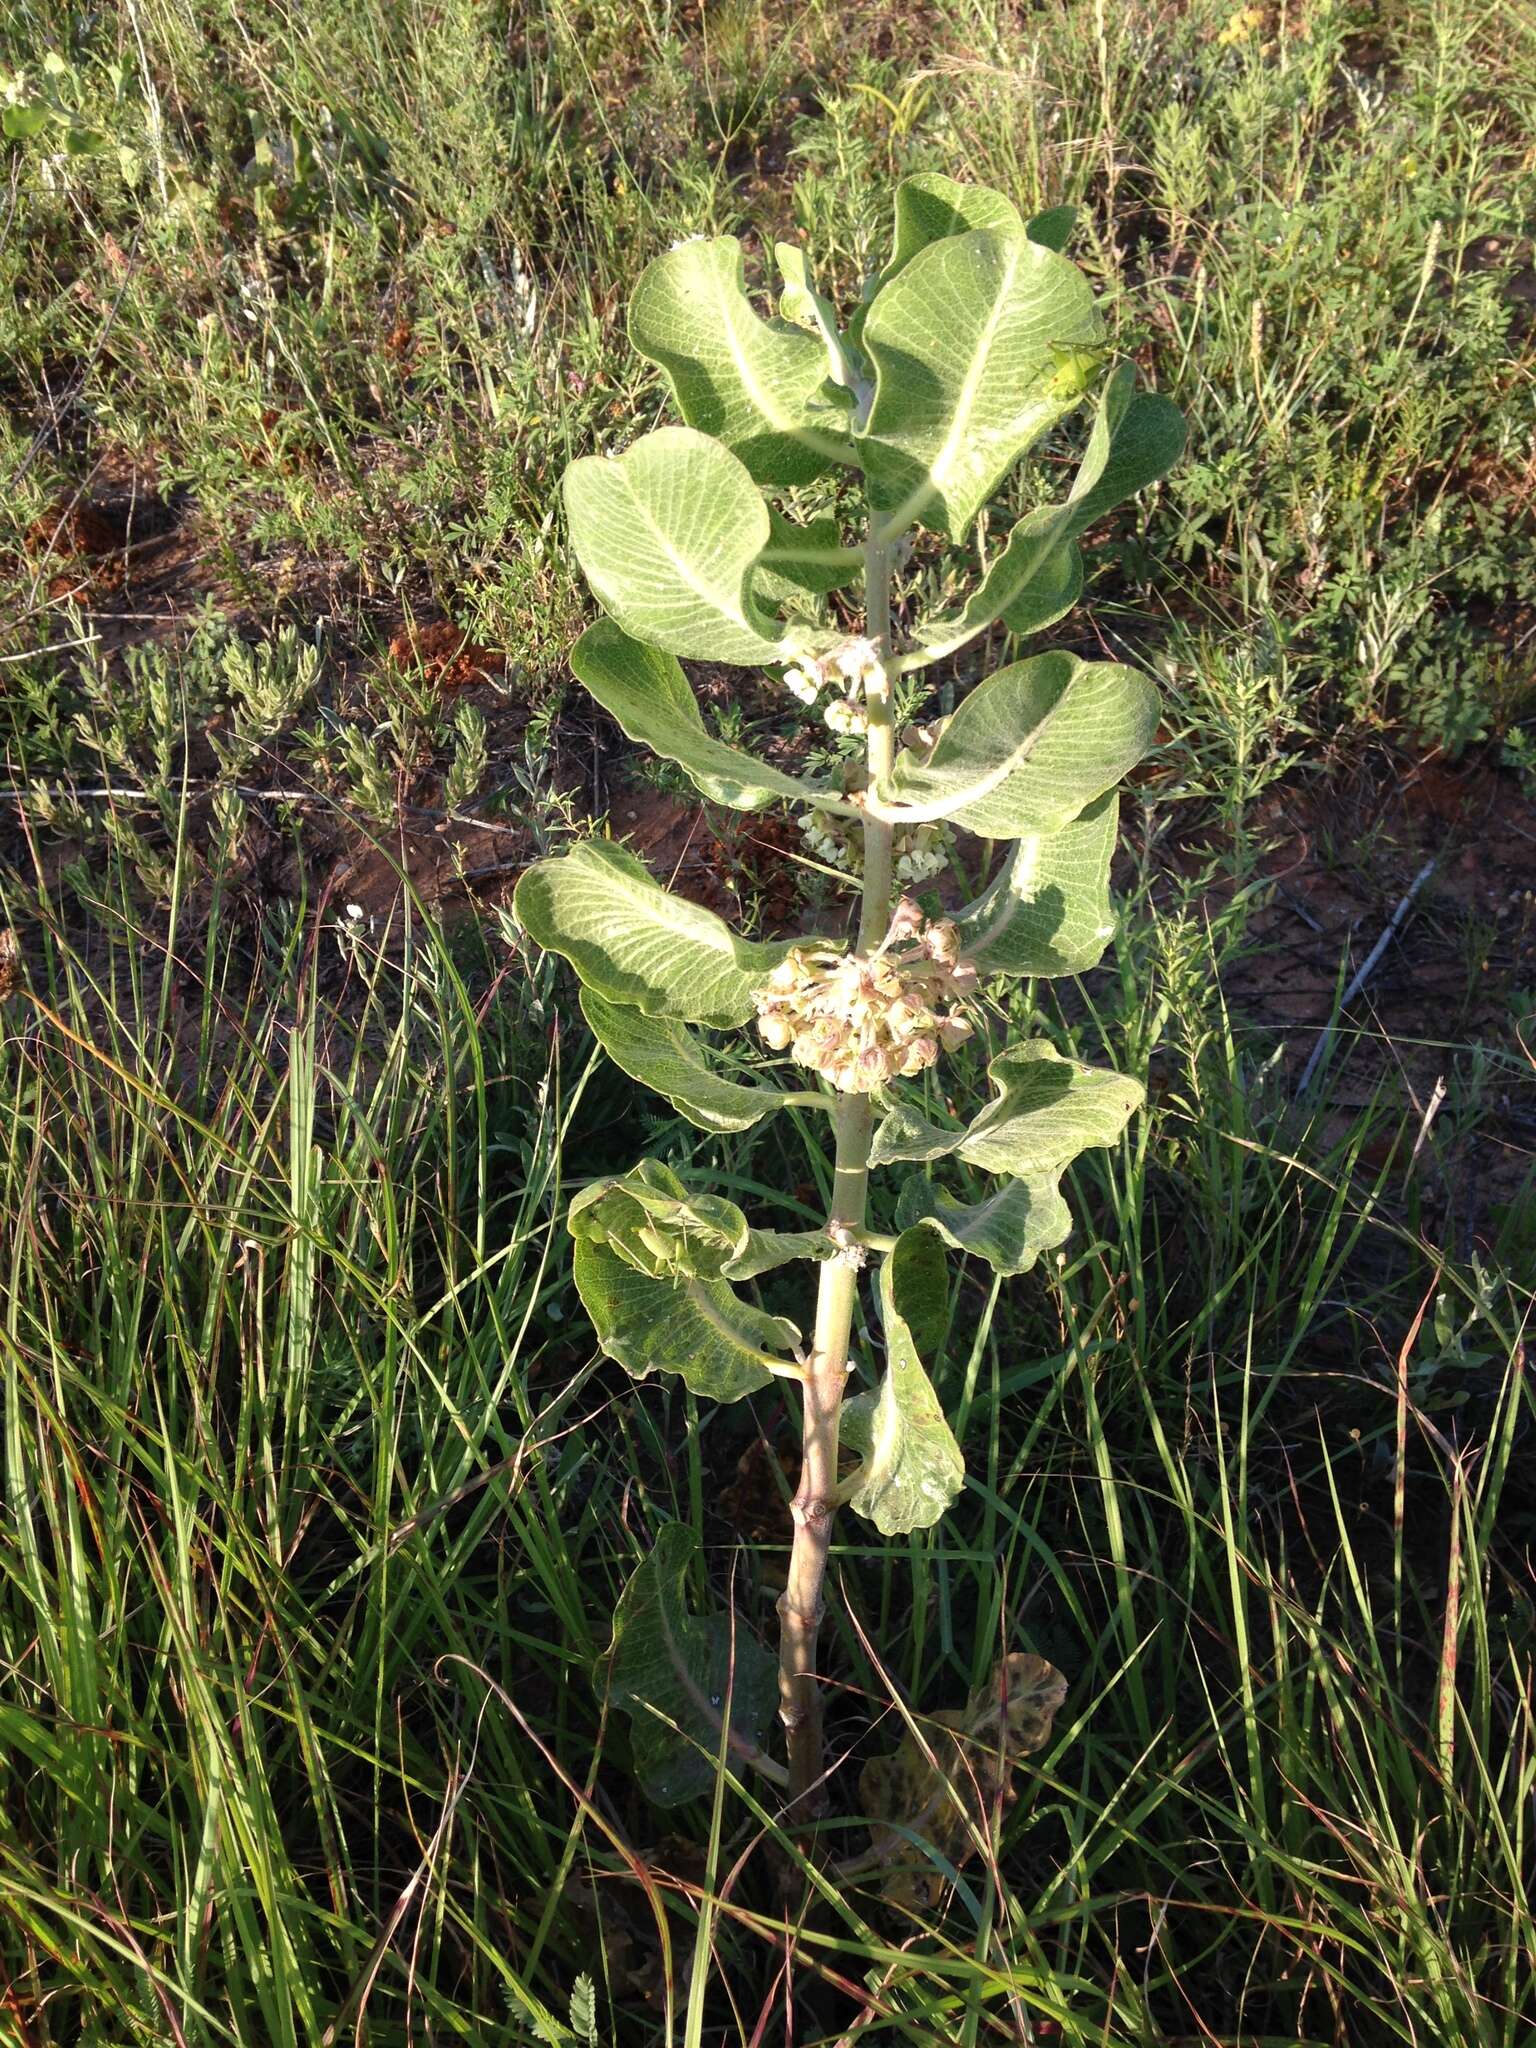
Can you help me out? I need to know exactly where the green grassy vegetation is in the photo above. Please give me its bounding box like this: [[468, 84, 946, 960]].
[[2, 0, 1534, 2042]]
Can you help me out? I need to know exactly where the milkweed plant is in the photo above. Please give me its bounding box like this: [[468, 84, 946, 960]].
[[513, 175, 1185, 1820]]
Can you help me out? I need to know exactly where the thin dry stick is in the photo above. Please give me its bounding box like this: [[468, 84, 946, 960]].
[[777, 534, 897, 1814], [1295, 857, 1437, 1096]]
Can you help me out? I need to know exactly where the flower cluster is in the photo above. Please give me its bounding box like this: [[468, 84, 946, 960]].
[[781, 638, 886, 736], [798, 807, 954, 886], [754, 899, 977, 1093]]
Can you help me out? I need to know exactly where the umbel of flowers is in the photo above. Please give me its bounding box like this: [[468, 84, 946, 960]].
[[755, 897, 976, 1093], [513, 174, 1185, 1824]]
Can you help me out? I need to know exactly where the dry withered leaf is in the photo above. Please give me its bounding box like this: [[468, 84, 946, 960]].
[[0, 929, 18, 1000], [858, 1652, 1067, 1908]]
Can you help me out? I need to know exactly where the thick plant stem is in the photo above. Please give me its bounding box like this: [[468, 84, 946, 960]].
[[777, 536, 897, 1813]]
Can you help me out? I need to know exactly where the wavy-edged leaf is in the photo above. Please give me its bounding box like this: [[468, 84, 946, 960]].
[[573, 1236, 797, 1401], [957, 791, 1120, 978], [859, 228, 1102, 542], [887, 173, 1024, 280], [912, 364, 1185, 663], [896, 1172, 1074, 1276], [570, 619, 828, 812], [841, 1227, 963, 1536], [853, 178, 1076, 349], [514, 839, 796, 1026], [580, 988, 787, 1133], [859, 1652, 1067, 1906], [872, 1041, 1142, 1174], [627, 238, 854, 485], [563, 427, 792, 665], [605, 1523, 779, 1805], [569, 1158, 832, 1284], [570, 1158, 752, 1281], [878, 652, 1158, 836]]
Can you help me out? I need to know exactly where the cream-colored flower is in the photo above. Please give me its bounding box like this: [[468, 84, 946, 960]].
[[752, 906, 979, 1094]]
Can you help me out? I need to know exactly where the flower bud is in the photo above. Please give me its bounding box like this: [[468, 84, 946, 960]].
[[925, 920, 961, 966]]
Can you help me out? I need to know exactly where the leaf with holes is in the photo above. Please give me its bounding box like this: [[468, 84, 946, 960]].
[[859, 1652, 1067, 1905]]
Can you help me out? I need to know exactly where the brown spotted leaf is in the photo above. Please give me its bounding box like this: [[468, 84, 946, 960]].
[[858, 1653, 1067, 1907]]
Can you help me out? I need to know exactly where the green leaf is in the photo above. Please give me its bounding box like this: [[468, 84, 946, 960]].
[[911, 363, 1185, 662], [958, 1043, 1144, 1174], [896, 1173, 1073, 1276], [570, 619, 828, 812], [883, 1046, 1142, 1274], [580, 987, 787, 1133], [562, 427, 793, 665], [872, 1041, 1143, 1173], [859, 228, 1102, 542], [757, 508, 862, 605], [514, 839, 796, 1027], [1024, 203, 1078, 253], [570, 1158, 832, 1286], [774, 242, 863, 398], [573, 1236, 797, 1401], [604, 1523, 779, 1805], [627, 237, 855, 486], [570, 1158, 754, 1281], [886, 172, 1023, 280], [915, 524, 1085, 664], [841, 1228, 964, 1536], [2, 102, 51, 140], [957, 791, 1120, 978], [878, 652, 1159, 837]]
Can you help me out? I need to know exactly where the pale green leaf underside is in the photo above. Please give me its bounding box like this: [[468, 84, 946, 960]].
[[880, 651, 1159, 837], [913, 362, 1185, 662], [580, 988, 787, 1133], [628, 237, 854, 486], [570, 619, 826, 812], [886, 172, 1024, 282], [860, 228, 1102, 542], [853, 176, 1076, 349], [569, 1158, 754, 1282], [569, 1157, 830, 1283], [513, 838, 795, 1027], [842, 1228, 963, 1536], [871, 1041, 1143, 1174], [562, 427, 790, 665], [774, 241, 862, 397], [957, 791, 1120, 978], [573, 1236, 797, 1402], [605, 1523, 779, 1805], [897, 1172, 1075, 1276]]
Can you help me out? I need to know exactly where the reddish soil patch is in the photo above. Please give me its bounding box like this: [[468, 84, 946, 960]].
[[387, 618, 506, 692]]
